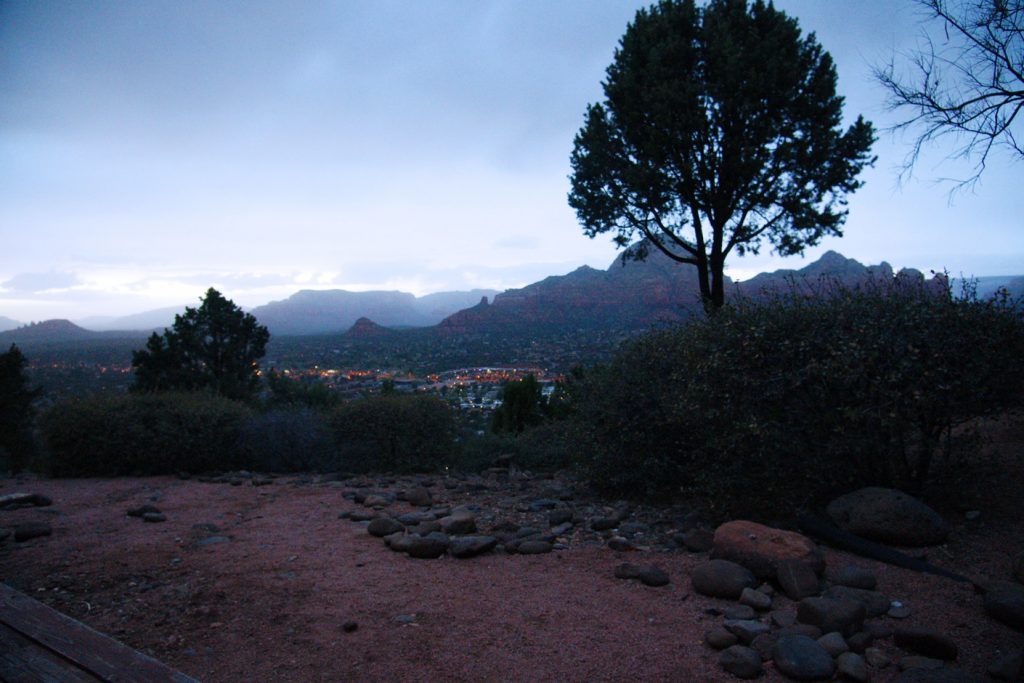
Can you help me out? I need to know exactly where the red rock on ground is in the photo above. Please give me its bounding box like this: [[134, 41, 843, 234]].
[[711, 520, 825, 580]]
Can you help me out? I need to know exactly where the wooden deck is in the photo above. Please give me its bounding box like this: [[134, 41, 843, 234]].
[[0, 583, 199, 683]]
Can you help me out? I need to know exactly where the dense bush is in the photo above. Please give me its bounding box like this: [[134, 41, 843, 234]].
[[329, 394, 456, 473], [456, 420, 578, 473], [40, 392, 252, 476], [237, 408, 337, 472], [0, 344, 40, 472], [573, 283, 1024, 513]]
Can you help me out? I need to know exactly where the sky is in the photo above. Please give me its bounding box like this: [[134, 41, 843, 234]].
[[1, 0, 1021, 323]]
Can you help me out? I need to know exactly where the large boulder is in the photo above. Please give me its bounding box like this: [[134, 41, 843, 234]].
[[826, 487, 949, 547], [711, 520, 825, 580], [691, 559, 758, 599]]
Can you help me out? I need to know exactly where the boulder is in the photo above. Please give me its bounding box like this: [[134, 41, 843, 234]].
[[826, 487, 949, 547], [367, 517, 405, 537], [439, 513, 477, 535], [705, 626, 738, 650], [449, 535, 497, 559], [401, 486, 433, 507], [739, 587, 772, 611], [777, 559, 821, 600], [711, 520, 824, 580], [13, 522, 52, 542], [719, 645, 763, 679], [517, 540, 553, 555], [773, 634, 835, 681], [796, 596, 866, 638], [405, 535, 449, 559], [983, 581, 1024, 631], [691, 559, 758, 599], [723, 619, 771, 645]]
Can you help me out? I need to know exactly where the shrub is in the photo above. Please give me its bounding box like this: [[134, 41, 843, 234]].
[[40, 392, 252, 476], [573, 282, 1024, 514], [454, 421, 577, 474], [237, 408, 336, 472], [329, 394, 456, 473]]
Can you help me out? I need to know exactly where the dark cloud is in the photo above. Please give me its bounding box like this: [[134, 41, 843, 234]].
[[2, 271, 81, 293]]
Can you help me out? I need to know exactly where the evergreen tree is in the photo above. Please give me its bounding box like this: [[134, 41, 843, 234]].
[[0, 344, 40, 471]]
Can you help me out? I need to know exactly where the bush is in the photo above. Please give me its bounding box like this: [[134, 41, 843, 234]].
[[237, 408, 337, 472], [329, 394, 456, 473], [573, 282, 1024, 514], [454, 421, 577, 473], [40, 392, 252, 476]]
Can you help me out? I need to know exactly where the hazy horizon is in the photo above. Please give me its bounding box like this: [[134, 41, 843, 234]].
[[3, 0, 1022, 322]]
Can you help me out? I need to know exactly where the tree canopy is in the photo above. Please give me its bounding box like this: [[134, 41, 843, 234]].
[[569, 0, 876, 310], [875, 0, 1023, 188], [0, 344, 40, 471], [132, 288, 269, 400]]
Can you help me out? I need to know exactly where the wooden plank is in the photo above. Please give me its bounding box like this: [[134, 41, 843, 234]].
[[0, 584, 199, 683], [0, 623, 101, 682]]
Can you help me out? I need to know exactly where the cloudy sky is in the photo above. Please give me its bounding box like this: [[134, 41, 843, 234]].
[[1, 0, 1021, 323]]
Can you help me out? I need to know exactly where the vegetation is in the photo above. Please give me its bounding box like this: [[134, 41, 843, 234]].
[[0, 344, 40, 472], [238, 407, 337, 472], [876, 0, 1023, 187], [571, 282, 1024, 514], [569, 0, 875, 310], [132, 288, 269, 400], [491, 374, 546, 434]]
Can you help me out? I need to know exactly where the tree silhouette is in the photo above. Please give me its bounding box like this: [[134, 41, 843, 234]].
[[569, 0, 876, 311], [0, 344, 40, 471], [132, 288, 269, 400], [876, 0, 1023, 187]]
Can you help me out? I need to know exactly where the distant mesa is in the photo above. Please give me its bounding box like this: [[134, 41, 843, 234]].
[[0, 319, 96, 344], [344, 317, 395, 339], [0, 315, 22, 333]]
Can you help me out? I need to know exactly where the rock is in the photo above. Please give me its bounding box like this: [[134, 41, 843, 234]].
[[615, 563, 642, 580], [13, 522, 52, 542], [817, 631, 849, 657], [396, 511, 436, 525], [865, 646, 891, 669], [773, 634, 836, 681], [984, 581, 1024, 630], [0, 492, 52, 508], [591, 517, 619, 532], [385, 533, 414, 553], [362, 494, 390, 508], [142, 512, 166, 523], [439, 513, 477, 535], [691, 559, 758, 599], [823, 585, 890, 618], [888, 602, 912, 619], [797, 596, 866, 638], [723, 605, 757, 621], [405, 535, 449, 559], [719, 645, 763, 679], [550, 522, 573, 536], [127, 504, 161, 517], [548, 509, 574, 526], [750, 632, 778, 661], [770, 611, 796, 628], [367, 517, 405, 537], [778, 624, 823, 639], [449, 535, 497, 559], [830, 565, 878, 590], [987, 649, 1024, 681], [778, 559, 821, 600], [252, 476, 274, 486], [675, 528, 714, 552], [723, 619, 771, 645], [517, 540, 552, 555], [837, 652, 870, 682], [863, 621, 894, 639], [847, 631, 874, 654], [894, 626, 958, 660], [341, 620, 358, 633], [607, 537, 635, 552], [638, 565, 670, 587], [706, 625, 739, 649], [739, 586, 772, 611], [826, 487, 949, 547], [348, 510, 378, 522], [402, 486, 433, 507], [712, 520, 825, 580]]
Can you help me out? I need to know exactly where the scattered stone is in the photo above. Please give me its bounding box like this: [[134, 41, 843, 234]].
[[984, 581, 1024, 630], [723, 605, 757, 621], [449, 535, 497, 559], [127, 504, 161, 518], [529, 498, 561, 511], [894, 627, 958, 661], [385, 533, 414, 553], [591, 517, 618, 532], [847, 631, 874, 654], [13, 522, 52, 542], [615, 563, 642, 580], [439, 513, 477, 535], [607, 537, 635, 552], [362, 494, 390, 509], [367, 518, 404, 538], [516, 540, 552, 555], [771, 611, 796, 628], [824, 585, 890, 618], [723, 619, 770, 645], [711, 520, 825, 580], [196, 535, 230, 546], [405, 535, 449, 559], [987, 649, 1024, 681], [348, 511, 378, 522], [773, 634, 836, 681], [719, 645, 763, 679], [778, 624, 823, 639], [865, 646, 891, 669], [705, 626, 738, 650], [638, 565, 670, 587], [837, 652, 869, 682], [830, 565, 878, 591], [402, 486, 433, 507], [817, 631, 849, 657], [342, 620, 358, 633], [797, 596, 866, 638], [550, 522, 573, 536], [888, 602, 912, 619], [778, 559, 821, 600], [691, 559, 758, 599], [675, 528, 714, 552], [750, 633, 778, 661], [739, 586, 772, 611], [0, 492, 52, 509], [142, 512, 166, 523], [826, 487, 949, 547], [548, 509, 574, 526], [397, 511, 436, 525]]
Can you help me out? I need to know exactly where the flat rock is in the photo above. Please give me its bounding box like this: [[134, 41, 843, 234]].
[[826, 487, 949, 547], [773, 634, 835, 681], [0, 492, 52, 508], [723, 619, 770, 645], [719, 645, 763, 679], [723, 605, 756, 621], [712, 520, 824, 580], [894, 626, 958, 660], [517, 540, 552, 555], [142, 512, 166, 523], [449, 535, 497, 559], [13, 522, 52, 542], [984, 581, 1024, 630], [691, 559, 758, 599], [797, 596, 866, 638]]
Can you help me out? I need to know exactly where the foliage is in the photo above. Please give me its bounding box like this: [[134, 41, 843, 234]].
[[132, 288, 269, 400], [40, 392, 253, 476], [491, 374, 545, 433], [569, 0, 875, 310], [0, 344, 40, 472], [572, 282, 1024, 514], [876, 0, 1023, 187], [458, 420, 578, 473], [237, 408, 337, 472], [329, 394, 456, 473], [263, 370, 340, 411]]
